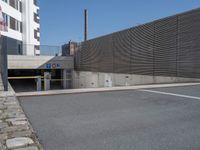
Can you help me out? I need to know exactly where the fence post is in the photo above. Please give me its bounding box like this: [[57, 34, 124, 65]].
[[0, 36, 8, 91]]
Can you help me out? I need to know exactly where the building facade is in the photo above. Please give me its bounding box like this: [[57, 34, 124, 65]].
[[0, 0, 40, 55], [62, 41, 78, 56]]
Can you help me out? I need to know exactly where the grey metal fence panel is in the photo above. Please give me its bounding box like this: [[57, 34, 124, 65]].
[[78, 41, 91, 71], [75, 8, 200, 79], [113, 29, 132, 74], [97, 35, 114, 73], [154, 16, 178, 77], [130, 23, 154, 75], [177, 9, 200, 78]]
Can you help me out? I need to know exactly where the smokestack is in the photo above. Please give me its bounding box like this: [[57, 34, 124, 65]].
[[84, 9, 88, 41]]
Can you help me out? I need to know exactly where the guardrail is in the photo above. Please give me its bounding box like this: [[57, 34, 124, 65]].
[[19, 44, 62, 56], [8, 75, 72, 91]]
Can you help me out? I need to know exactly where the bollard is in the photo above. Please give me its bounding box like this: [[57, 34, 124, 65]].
[[36, 76, 42, 91], [44, 72, 51, 91]]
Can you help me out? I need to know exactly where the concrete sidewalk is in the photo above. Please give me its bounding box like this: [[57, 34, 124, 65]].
[[16, 82, 200, 97]]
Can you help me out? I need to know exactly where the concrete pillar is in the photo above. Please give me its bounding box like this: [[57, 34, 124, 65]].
[[62, 69, 67, 89], [44, 72, 51, 91], [62, 69, 72, 89], [36, 76, 42, 91]]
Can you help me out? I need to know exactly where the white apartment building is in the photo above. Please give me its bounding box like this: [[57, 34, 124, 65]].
[[0, 0, 40, 55]]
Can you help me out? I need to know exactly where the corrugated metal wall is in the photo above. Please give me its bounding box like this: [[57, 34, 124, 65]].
[[75, 8, 200, 78]]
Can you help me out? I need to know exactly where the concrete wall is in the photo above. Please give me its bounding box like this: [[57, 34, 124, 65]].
[[8, 55, 74, 69], [2, 36, 23, 55], [73, 71, 200, 89]]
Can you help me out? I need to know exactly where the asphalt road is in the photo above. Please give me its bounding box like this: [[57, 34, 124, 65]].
[[19, 85, 200, 150]]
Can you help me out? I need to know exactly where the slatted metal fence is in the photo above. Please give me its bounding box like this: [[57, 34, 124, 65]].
[[75, 8, 200, 79]]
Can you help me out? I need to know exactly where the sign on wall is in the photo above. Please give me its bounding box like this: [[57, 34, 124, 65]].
[[46, 63, 61, 69]]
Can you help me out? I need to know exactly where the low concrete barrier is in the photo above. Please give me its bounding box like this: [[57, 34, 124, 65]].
[[73, 71, 200, 89]]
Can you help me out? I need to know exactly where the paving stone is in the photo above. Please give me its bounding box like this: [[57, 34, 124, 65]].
[[0, 142, 6, 150], [6, 118, 28, 126], [6, 137, 34, 149], [0, 104, 6, 109], [12, 121, 28, 126], [4, 101, 18, 105], [14, 146, 39, 150], [1, 125, 29, 133], [0, 133, 8, 140], [6, 109, 21, 112], [10, 130, 33, 138], [0, 113, 8, 119], [0, 83, 42, 149], [0, 122, 8, 129], [7, 113, 26, 118], [7, 96, 16, 101]]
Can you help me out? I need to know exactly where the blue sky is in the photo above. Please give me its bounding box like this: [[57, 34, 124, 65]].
[[39, 0, 200, 46]]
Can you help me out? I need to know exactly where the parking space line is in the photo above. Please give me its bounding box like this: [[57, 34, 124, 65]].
[[140, 89, 200, 100]]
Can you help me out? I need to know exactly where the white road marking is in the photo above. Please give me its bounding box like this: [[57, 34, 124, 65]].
[[140, 89, 200, 100]]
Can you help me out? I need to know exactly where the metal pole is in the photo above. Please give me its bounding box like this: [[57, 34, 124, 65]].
[[84, 9, 88, 41]]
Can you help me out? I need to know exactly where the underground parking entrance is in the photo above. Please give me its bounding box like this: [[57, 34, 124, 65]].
[[18, 84, 200, 150], [9, 69, 72, 92]]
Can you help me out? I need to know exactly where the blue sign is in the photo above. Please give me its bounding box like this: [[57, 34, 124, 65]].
[[46, 64, 51, 69], [56, 64, 61, 68], [46, 63, 61, 69]]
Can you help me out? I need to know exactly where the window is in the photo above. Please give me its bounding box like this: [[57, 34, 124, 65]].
[[34, 29, 40, 41], [9, 16, 22, 32], [34, 0, 38, 6], [2, 13, 8, 26], [19, 1, 22, 12], [20, 22, 22, 33], [18, 44, 21, 54], [34, 29, 37, 39], [9, 0, 22, 12], [9, 0, 16, 8], [10, 16, 15, 30], [35, 45, 40, 50], [34, 13, 39, 23], [2, 0, 8, 3]]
